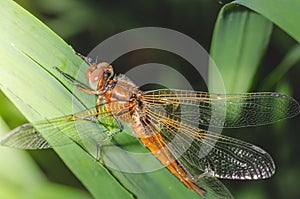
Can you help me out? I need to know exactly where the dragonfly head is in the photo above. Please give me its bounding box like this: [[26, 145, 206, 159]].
[[86, 62, 114, 90]]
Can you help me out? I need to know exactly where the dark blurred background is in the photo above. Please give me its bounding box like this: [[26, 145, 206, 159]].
[[1, 0, 299, 198]]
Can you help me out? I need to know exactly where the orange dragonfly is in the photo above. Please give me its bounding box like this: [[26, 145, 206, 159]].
[[1, 54, 300, 198]]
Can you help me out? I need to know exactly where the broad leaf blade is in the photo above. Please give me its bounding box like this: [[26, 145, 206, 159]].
[[0, 1, 209, 199], [235, 0, 300, 43], [0, 1, 133, 199], [0, 117, 92, 199], [209, 3, 272, 93]]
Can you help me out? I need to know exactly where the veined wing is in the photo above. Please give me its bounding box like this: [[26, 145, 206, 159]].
[[0, 105, 116, 151], [199, 175, 234, 199], [142, 105, 275, 180], [143, 89, 300, 128]]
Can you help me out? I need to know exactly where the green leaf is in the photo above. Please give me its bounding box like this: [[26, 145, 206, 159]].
[[209, 3, 272, 93], [0, 1, 132, 199], [0, 1, 206, 199], [0, 117, 92, 199], [235, 0, 300, 43]]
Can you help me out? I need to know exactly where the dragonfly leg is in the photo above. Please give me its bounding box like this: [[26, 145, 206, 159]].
[[75, 52, 97, 66], [55, 67, 88, 88], [55, 67, 106, 95], [96, 117, 124, 161]]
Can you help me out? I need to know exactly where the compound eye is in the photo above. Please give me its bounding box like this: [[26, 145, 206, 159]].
[[86, 65, 101, 90], [87, 67, 103, 90], [85, 62, 113, 90]]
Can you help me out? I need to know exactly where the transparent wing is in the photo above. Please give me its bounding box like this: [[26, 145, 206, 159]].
[[199, 176, 234, 199], [183, 130, 275, 179], [0, 123, 52, 149], [143, 89, 300, 128], [143, 105, 275, 180], [0, 106, 116, 153]]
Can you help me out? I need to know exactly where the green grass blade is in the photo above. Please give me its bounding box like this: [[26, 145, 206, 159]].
[[0, 1, 207, 198], [0, 117, 92, 199], [262, 44, 300, 90], [235, 0, 300, 43], [209, 3, 272, 93], [0, 1, 133, 198], [0, 117, 45, 198]]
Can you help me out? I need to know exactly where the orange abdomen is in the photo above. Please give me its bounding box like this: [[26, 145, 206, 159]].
[[139, 134, 206, 196]]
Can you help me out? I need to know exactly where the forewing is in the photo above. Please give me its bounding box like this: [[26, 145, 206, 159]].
[[144, 89, 300, 128], [0, 106, 115, 154], [0, 123, 51, 149]]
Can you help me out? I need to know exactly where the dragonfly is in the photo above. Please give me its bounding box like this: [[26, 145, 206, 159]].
[[1, 54, 300, 199]]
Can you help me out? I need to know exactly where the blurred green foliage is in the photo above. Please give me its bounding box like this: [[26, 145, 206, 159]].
[[1, 0, 300, 199]]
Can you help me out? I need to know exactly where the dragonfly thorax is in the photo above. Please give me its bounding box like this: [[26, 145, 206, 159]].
[[107, 74, 140, 103], [103, 74, 146, 124]]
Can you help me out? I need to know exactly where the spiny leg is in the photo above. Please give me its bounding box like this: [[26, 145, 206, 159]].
[[55, 67, 89, 89], [56, 67, 105, 127], [55, 65, 118, 161], [59, 69, 103, 119], [55, 67, 106, 95], [96, 116, 124, 161]]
